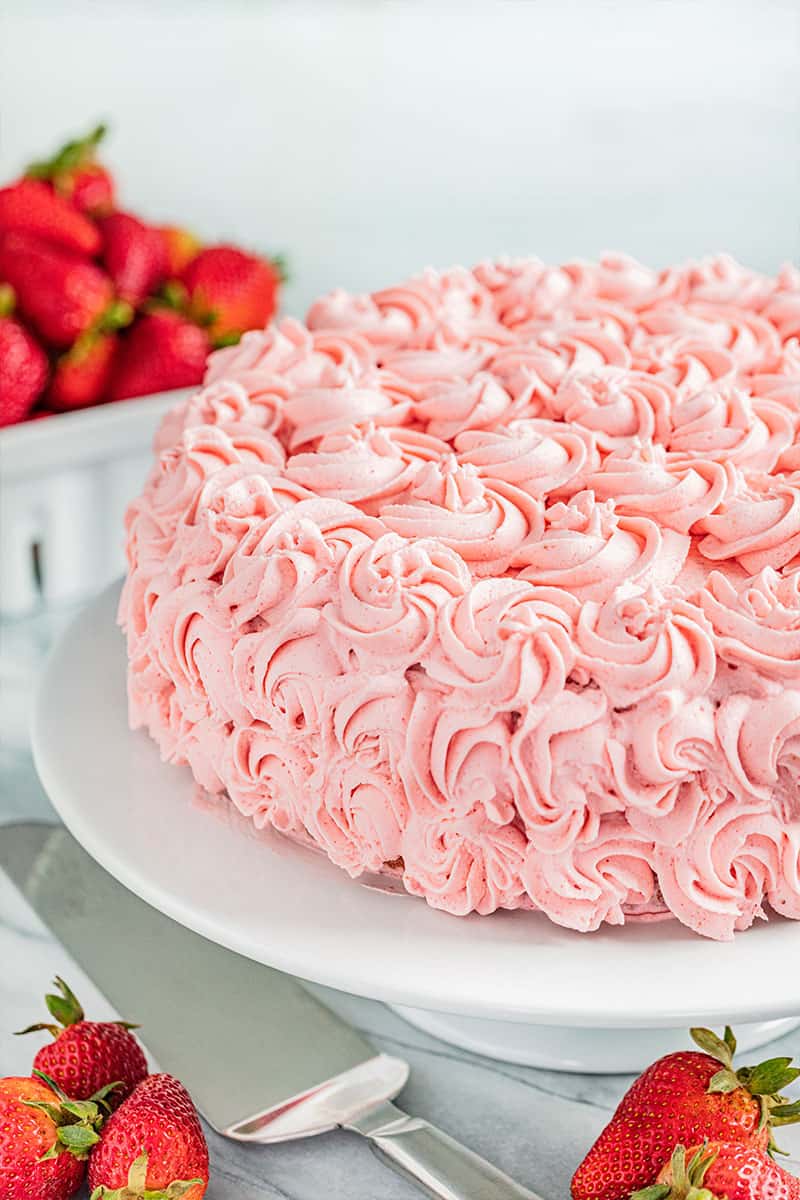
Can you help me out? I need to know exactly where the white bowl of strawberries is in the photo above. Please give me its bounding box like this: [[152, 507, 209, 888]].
[[0, 124, 284, 616]]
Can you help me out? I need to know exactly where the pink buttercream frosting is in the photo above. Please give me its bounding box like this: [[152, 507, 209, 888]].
[[120, 253, 800, 940]]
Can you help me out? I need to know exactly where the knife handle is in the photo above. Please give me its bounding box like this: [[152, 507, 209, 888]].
[[346, 1100, 544, 1200]]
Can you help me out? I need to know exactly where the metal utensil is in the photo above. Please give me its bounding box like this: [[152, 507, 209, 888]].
[[1, 822, 543, 1200]]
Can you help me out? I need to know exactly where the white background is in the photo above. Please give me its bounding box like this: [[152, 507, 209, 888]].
[[1, 0, 799, 316]]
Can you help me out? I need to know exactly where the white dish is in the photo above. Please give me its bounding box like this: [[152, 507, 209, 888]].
[[0, 389, 190, 616], [31, 583, 800, 1069]]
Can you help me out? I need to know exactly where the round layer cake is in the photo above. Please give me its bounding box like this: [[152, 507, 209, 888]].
[[119, 253, 800, 940]]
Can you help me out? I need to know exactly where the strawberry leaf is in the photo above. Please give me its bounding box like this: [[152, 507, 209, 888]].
[[91, 1080, 124, 1112], [691, 1027, 734, 1069], [747, 1058, 800, 1096], [708, 1068, 739, 1094], [771, 1098, 800, 1124], [27, 124, 107, 180], [57, 1123, 100, 1156], [44, 977, 84, 1028], [15, 1022, 61, 1039], [32, 1068, 69, 1100], [61, 1098, 100, 1122], [23, 1100, 67, 1126]]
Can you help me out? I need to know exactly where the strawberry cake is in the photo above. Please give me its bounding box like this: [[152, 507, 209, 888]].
[[119, 254, 800, 940]]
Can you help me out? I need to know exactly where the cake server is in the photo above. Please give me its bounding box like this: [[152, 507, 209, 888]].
[[1, 822, 542, 1200]]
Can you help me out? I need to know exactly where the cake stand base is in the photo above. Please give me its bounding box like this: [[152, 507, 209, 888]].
[[391, 1008, 800, 1074]]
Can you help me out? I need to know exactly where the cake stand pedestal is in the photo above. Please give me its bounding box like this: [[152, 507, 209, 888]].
[[391, 1009, 800, 1073]]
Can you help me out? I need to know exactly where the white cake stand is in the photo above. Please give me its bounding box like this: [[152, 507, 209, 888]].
[[31, 584, 800, 1073]]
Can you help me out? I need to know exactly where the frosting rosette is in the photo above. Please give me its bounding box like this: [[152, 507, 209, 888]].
[[697, 474, 800, 575], [653, 796, 787, 939], [684, 254, 778, 308], [401, 806, 528, 916], [283, 382, 413, 449], [717, 690, 800, 806], [455, 417, 596, 500], [120, 253, 800, 942], [521, 815, 656, 933], [324, 531, 470, 669], [573, 582, 716, 708], [232, 607, 341, 737], [399, 689, 518, 823], [319, 673, 414, 773], [665, 386, 792, 472], [380, 457, 543, 573], [306, 286, 435, 349], [167, 463, 309, 585], [218, 498, 383, 627], [306, 753, 409, 876], [414, 372, 513, 441], [424, 577, 574, 710], [285, 423, 445, 508], [145, 579, 240, 723], [696, 566, 800, 682], [608, 694, 719, 825], [637, 302, 781, 371], [516, 491, 689, 601], [511, 685, 617, 852], [546, 368, 675, 451], [222, 720, 311, 834], [158, 379, 290, 449], [584, 441, 736, 534]]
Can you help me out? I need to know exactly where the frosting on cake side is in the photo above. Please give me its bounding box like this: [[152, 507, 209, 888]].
[[120, 254, 800, 939]]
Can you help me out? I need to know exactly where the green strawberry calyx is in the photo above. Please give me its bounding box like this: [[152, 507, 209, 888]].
[[15, 975, 139, 1039], [26, 123, 107, 184], [0, 283, 16, 319], [90, 1151, 203, 1199], [16, 976, 85, 1037], [631, 1143, 720, 1200], [24, 1069, 121, 1161], [691, 1025, 800, 1145]]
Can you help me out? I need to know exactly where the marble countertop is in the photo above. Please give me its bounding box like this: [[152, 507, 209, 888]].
[[2, 603, 799, 1200]]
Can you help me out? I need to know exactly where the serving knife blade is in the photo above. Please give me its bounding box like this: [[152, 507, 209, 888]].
[[1, 822, 542, 1200]]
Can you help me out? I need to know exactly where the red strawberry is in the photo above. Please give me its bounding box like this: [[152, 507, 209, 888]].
[[571, 1027, 800, 1200], [633, 1142, 800, 1200], [179, 244, 281, 342], [18, 977, 148, 1104], [49, 331, 119, 411], [0, 233, 128, 348], [101, 212, 168, 306], [160, 225, 202, 276], [0, 177, 101, 255], [0, 282, 49, 426], [107, 310, 209, 401], [0, 1071, 113, 1200], [26, 123, 115, 217], [88, 1074, 209, 1200]]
